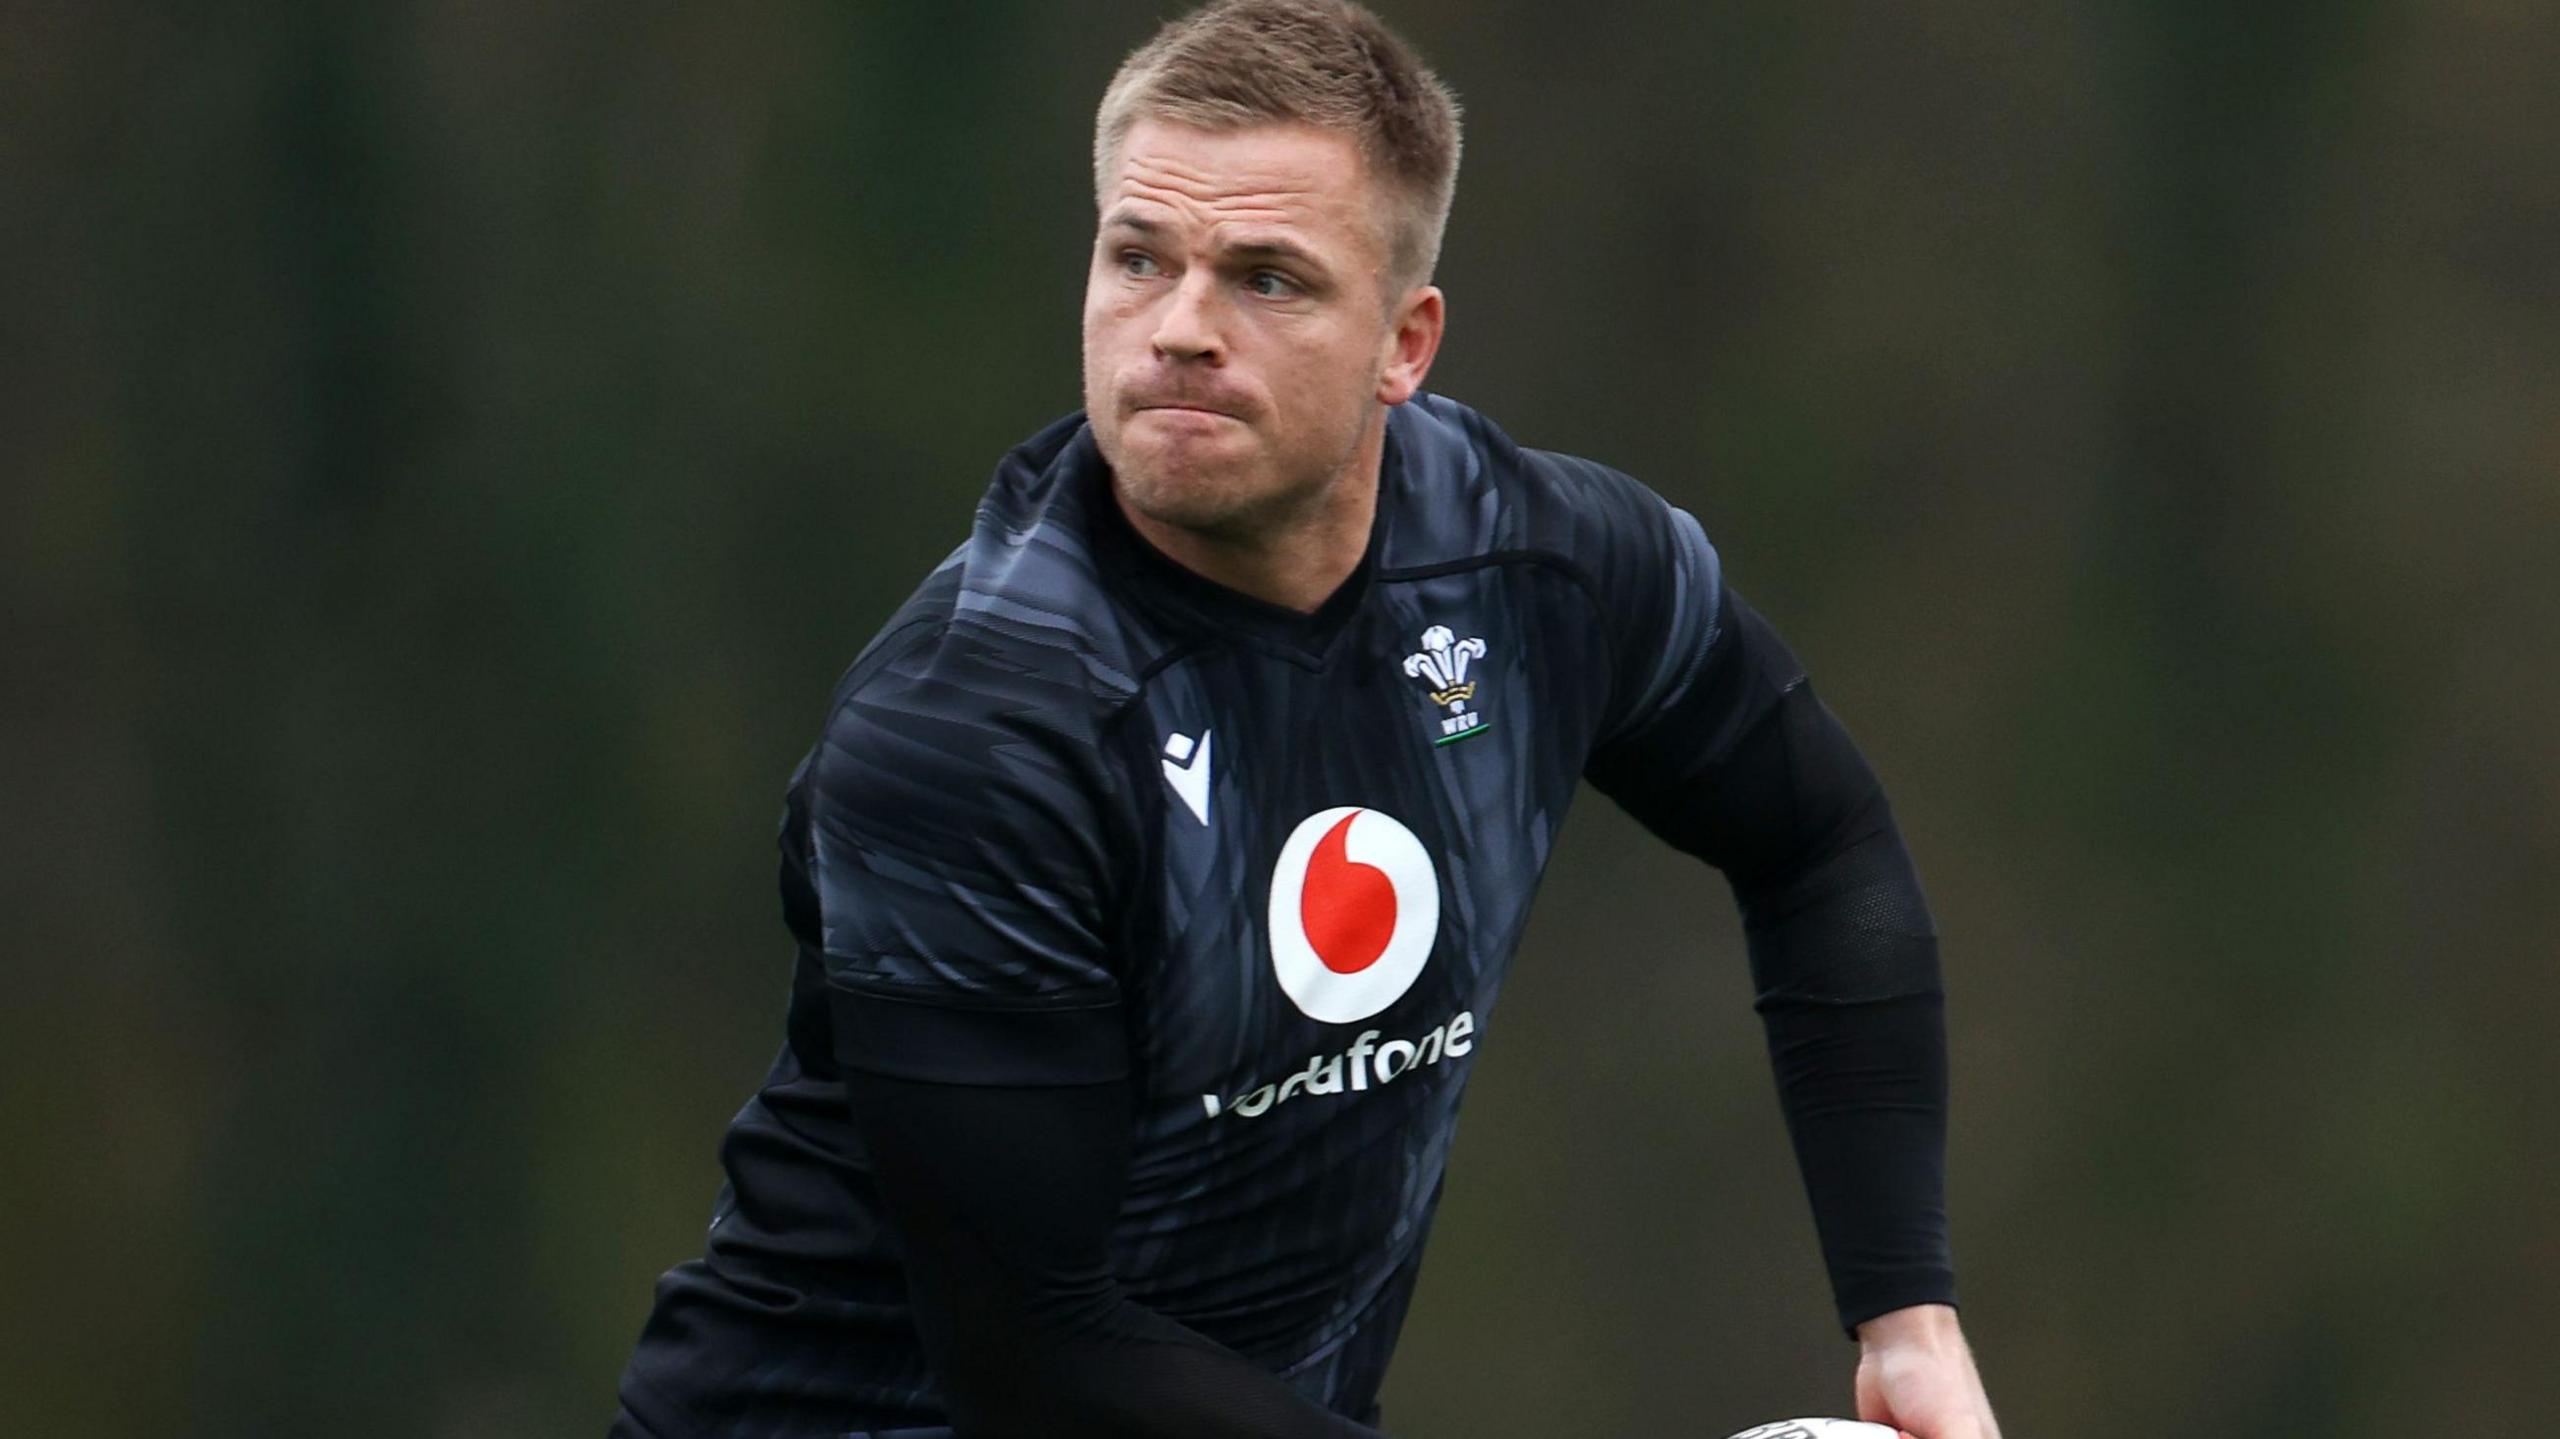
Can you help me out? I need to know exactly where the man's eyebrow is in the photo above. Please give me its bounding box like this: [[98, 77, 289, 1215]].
[[1223, 237, 1329, 272]]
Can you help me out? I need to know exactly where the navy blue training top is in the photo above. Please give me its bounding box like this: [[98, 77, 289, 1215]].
[[614, 393, 1954, 1437]]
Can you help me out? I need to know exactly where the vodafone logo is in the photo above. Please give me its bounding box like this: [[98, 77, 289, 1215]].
[[1267, 807, 1440, 1023]]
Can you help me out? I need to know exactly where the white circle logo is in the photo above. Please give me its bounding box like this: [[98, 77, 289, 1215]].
[[1267, 806, 1440, 1024]]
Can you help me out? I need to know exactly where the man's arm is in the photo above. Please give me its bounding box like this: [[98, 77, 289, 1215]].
[[1565, 473, 1997, 1435], [1664, 608, 1999, 1437], [832, 995, 1383, 1439], [1590, 589, 1958, 1328]]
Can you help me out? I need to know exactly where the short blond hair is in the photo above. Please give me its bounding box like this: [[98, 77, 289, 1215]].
[[1093, 0, 1463, 295]]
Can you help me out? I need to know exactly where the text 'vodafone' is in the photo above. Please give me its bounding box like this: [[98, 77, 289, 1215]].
[[1200, 1010, 1476, 1120]]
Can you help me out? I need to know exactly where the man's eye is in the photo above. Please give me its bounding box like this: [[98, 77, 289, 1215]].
[[1246, 271, 1298, 298], [1120, 251, 1162, 277]]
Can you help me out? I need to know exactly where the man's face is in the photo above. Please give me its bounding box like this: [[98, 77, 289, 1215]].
[[1083, 119, 1417, 542]]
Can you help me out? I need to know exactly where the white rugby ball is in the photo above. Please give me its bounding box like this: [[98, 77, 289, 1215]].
[[1725, 1422, 1904, 1439]]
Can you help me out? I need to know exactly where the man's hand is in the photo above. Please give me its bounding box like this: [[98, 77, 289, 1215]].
[[1852, 1303, 2000, 1439]]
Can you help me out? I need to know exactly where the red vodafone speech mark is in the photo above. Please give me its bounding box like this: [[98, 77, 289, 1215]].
[[1301, 811, 1396, 974]]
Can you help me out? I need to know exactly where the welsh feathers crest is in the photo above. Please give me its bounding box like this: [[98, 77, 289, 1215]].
[[1402, 624, 1491, 744]]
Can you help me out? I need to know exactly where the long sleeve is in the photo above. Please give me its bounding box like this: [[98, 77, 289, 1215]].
[[831, 1015, 1385, 1438], [1578, 491, 1956, 1333]]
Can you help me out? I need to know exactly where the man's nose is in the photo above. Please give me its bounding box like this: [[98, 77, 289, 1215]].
[[1150, 270, 1226, 364]]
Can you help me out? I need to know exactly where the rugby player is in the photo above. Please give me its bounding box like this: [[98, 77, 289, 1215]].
[[611, 2, 2001, 1435]]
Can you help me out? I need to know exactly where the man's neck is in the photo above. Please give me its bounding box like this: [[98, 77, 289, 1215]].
[[1117, 422, 1384, 615]]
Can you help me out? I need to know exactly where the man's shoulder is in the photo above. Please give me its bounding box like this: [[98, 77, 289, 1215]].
[[1388, 391, 1699, 570], [800, 600, 1134, 852]]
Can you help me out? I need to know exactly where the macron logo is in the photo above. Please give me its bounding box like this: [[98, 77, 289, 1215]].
[[1161, 730, 1212, 825]]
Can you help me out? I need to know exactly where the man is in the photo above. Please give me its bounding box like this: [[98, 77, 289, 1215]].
[[613, 2, 2001, 1436]]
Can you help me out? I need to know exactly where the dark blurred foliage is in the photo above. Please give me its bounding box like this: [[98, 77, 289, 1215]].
[[7, 2, 2557, 1435]]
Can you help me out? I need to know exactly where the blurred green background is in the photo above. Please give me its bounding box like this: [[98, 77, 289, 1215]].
[[9, 1, 2557, 1435]]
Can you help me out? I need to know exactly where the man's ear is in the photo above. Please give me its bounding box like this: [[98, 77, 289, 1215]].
[[1376, 286, 1445, 405]]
